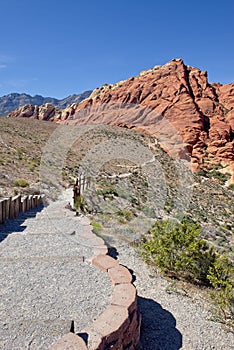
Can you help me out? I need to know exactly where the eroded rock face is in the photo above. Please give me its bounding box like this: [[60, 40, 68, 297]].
[[9, 103, 58, 121], [8, 59, 234, 177]]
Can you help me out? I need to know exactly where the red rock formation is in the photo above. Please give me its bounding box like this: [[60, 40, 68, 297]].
[[8, 59, 234, 178]]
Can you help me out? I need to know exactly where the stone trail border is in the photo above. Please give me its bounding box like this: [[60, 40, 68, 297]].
[[0, 190, 141, 349]]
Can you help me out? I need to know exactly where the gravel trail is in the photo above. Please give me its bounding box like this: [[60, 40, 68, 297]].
[[0, 192, 112, 349], [117, 244, 234, 350], [1, 188, 233, 350]]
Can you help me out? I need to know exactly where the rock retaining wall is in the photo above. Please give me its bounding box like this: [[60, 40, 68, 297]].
[[49, 215, 141, 350], [0, 194, 45, 224]]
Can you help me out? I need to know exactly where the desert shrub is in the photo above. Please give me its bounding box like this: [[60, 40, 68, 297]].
[[207, 254, 234, 320], [91, 221, 102, 235], [164, 199, 174, 213], [196, 169, 208, 177], [208, 170, 230, 184], [117, 209, 136, 223], [97, 185, 118, 199], [73, 195, 85, 212], [13, 179, 29, 188], [197, 167, 230, 185], [141, 217, 234, 323], [141, 218, 216, 284], [29, 165, 35, 172]]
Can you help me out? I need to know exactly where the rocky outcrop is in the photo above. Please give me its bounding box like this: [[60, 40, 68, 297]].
[[9, 103, 58, 121], [8, 103, 79, 121], [0, 91, 92, 116], [8, 59, 234, 177]]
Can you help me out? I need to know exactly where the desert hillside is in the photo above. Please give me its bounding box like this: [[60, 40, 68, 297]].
[[8, 59, 234, 183], [0, 117, 233, 261]]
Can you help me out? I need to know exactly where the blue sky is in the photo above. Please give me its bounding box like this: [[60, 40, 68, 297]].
[[1, 0, 234, 99]]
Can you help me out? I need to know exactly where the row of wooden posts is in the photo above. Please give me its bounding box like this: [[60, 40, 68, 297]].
[[0, 174, 89, 224], [73, 174, 91, 207], [0, 194, 45, 224]]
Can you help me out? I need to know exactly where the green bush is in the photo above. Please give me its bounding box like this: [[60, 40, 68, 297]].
[[17, 148, 23, 160], [141, 218, 216, 284], [13, 179, 29, 188], [74, 195, 85, 212], [141, 217, 234, 323], [197, 167, 231, 185], [196, 169, 208, 177], [117, 209, 136, 223], [207, 254, 234, 320], [91, 221, 102, 235], [97, 185, 118, 199]]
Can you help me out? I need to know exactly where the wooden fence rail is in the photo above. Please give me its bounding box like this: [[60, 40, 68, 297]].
[[0, 194, 45, 224]]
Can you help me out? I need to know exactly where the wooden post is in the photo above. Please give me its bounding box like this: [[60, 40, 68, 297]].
[[11, 195, 21, 217], [0, 199, 4, 224], [0, 193, 45, 224], [87, 176, 91, 189], [73, 177, 80, 208], [5, 198, 11, 220], [81, 173, 84, 196], [21, 196, 27, 213], [73, 173, 89, 213], [10, 196, 16, 219]]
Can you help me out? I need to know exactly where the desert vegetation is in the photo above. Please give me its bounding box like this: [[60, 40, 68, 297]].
[[139, 217, 234, 324], [0, 117, 57, 197], [13, 179, 30, 188], [1, 116, 233, 326]]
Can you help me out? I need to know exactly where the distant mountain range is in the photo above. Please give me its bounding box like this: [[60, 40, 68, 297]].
[[0, 90, 92, 116]]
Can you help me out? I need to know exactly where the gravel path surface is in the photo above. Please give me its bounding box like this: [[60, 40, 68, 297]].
[[1, 188, 233, 350], [0, 192, 112, 349], [117, 244, 234, 350]]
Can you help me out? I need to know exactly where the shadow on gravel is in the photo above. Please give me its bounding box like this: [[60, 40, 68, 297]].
[[138, 296, 182, 350], [108, 246, 119, 259], [0, 205, 44, 243]]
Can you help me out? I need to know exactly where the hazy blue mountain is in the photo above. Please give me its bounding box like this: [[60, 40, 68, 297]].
[[0, 90, 92, 116]]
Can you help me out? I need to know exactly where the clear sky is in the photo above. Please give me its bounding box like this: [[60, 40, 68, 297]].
[[0, 0, 234, 99]]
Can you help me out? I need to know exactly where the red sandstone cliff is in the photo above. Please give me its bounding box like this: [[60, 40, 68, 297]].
[[8, 59, 234, 180]]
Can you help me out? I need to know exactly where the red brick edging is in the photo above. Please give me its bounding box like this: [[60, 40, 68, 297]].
[[49, 216, 141, 350]]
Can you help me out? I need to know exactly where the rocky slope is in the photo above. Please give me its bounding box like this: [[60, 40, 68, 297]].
[[7, 59, 234, 180], [0, 117, 233, 259], [0, 91, 92, 116]]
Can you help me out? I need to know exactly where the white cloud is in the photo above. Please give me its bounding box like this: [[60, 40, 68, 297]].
[[0, 54, 12, 61], [6, 79, 28, 88], [0, 54, 14, 68]]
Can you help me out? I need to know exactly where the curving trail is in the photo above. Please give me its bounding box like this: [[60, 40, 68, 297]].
[[117, 244, 234, 350], [0, 190, 112, 349], [0, 189, 233, 349]]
